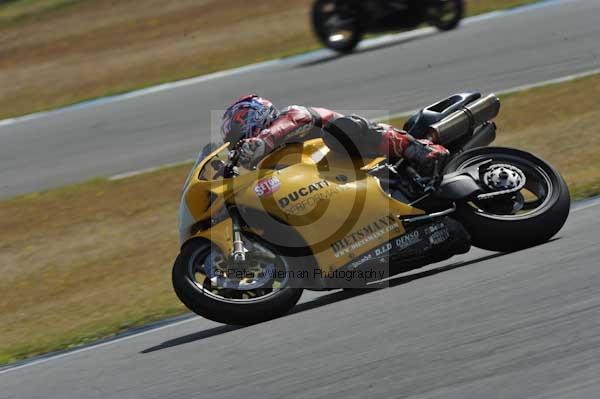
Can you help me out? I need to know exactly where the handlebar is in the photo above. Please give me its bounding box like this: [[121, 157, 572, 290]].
[[223, 149, 241, 178]]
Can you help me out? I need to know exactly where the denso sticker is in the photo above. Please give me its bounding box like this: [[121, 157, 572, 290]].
[[395, 230, 421, 250], [254, 176, 281, 197]]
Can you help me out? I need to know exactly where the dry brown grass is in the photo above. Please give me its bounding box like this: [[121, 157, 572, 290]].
[[494, 81, 600, 198], [388, 75, 600, 198], [0, 169, 190, 364], [1, 72, 599, 365], [0, 0, 537, 119]]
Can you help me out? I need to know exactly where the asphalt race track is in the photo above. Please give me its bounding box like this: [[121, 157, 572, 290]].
[[2, 1, 600, 398], [1, 199, 599, 398], [1, 0, 600, 198]]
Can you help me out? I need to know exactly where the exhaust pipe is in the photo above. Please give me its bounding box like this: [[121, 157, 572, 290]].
[[428, 94, 501, 145]]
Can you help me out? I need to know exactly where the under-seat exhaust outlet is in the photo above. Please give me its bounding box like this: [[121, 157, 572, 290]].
[[428, 94, 501, 145]]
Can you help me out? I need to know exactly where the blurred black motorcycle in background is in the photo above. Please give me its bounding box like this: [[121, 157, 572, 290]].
[[312, 0, 464, 53]]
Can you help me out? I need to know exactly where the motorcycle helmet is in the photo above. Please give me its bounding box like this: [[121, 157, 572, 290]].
[[221, 94, 280, 144]]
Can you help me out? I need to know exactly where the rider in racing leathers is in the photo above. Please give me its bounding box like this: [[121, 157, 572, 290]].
[[220, 94, 449, 175]]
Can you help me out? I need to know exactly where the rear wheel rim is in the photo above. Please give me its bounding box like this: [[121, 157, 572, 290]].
[[455, 154, 555, 220]]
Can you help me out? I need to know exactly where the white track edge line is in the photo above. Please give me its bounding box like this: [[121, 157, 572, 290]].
[[108, 159, 195, 181], [0, 0, 568, 129], [0, 316, 202, 375], [572, 197, 600, 212], [377, 67, 600, 122], [108, 67, 600, 181]]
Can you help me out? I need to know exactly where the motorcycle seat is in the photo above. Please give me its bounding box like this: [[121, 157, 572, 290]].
[[322, 115, 382, 161], [404, 92, 481, 139]]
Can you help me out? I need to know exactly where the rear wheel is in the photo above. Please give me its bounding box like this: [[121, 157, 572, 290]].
[[312, 0, 363, 54], [172, 238, 303, 325], [444, 147, 570, 252]]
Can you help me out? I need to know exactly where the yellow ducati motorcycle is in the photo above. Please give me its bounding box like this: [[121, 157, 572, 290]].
[[173, 92, 570, 325]]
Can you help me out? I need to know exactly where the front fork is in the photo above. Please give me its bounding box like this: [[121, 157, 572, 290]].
[[227, 204, 247, 262]]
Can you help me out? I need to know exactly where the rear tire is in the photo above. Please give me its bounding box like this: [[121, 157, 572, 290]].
[[172, 239, 303, 325], [444, 147, 570, 252]]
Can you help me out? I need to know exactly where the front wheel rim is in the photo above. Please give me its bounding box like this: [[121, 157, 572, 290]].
[[185, 245, 289, 304]]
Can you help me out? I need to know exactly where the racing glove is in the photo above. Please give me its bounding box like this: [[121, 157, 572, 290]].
[[238, 137, 270, 168]]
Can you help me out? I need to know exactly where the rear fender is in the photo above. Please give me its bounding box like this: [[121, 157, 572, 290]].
[[436, 174, 481, 200], [435, 159, 491, 200]]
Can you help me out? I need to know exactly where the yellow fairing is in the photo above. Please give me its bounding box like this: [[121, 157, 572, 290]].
[[180, 139, 425, 273]]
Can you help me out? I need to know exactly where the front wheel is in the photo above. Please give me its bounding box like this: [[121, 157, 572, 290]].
[[444, 147, 570, 252], [428, 0, 464, 31], [172, 238, 303, 325], [311, 0, 363, 54]]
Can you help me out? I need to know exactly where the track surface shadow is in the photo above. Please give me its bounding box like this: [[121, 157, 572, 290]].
[[295, 30, 438, 68], [140, 251, 508, 354], [140, 325, 242, 353]]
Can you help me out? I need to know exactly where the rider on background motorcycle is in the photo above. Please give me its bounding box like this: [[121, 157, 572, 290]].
[[220, 94, 449, 174]]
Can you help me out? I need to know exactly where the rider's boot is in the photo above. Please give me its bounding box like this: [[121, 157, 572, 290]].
[[379, 126, 449, 176]]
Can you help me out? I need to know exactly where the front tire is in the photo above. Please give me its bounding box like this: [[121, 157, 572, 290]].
[[428, 0, 464, 31], [311, 0, 363, 54], [445, 147, 570, 252], [172, 238, 303, 325]]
